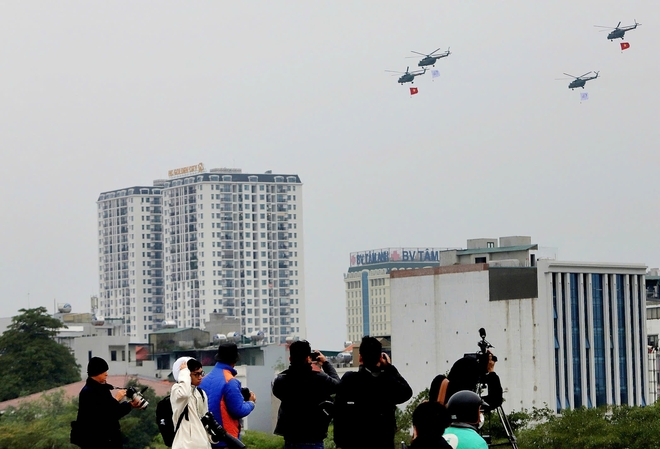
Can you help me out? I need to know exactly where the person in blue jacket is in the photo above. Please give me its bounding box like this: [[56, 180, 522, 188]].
[[199, 343, 255, 446]]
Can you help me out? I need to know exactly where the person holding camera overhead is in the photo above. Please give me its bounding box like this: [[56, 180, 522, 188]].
[[272, 340, 340, 449], [199, 342, 256, 447], [171, 357, 211, 449], [333, 336, 413, 449], [72, 357, 142, 449]]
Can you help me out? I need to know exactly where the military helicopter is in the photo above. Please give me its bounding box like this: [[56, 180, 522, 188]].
[[384, 66, 427, 84], [407, 47, 451, 67], [559, 71, 600, 90], [594, 20, 641, 40]]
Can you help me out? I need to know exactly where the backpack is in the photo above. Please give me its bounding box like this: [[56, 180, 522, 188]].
[[156, 395, 186, 447]]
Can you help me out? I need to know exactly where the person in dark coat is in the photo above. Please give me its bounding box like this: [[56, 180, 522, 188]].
[[333, 336, 413, 449], [429, 357, 481, 405], [409, 401, 453, 449], [73, 357, 140, 449], [272, 340, 340, 449]]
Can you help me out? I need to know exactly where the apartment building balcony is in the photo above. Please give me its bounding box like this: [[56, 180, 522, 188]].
[[221, 250, 234, 259]]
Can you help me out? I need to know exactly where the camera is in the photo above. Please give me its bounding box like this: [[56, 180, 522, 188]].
[[240, 387, 251, 402], [200, 411, 246, 449], [125, 386, 149, 410], [310, 350, 320, 361]]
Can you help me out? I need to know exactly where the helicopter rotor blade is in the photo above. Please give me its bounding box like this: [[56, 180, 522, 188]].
[[427, 47, 442, 56], [578, 71, 592, 78], [384, 70, 404, 74], [594, 25, 615, 29], [410, 51, 427, 56], [562, 73, 578, 79], [617, 21, 621, 28]]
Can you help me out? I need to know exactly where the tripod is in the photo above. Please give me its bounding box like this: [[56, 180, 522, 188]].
[[481, 405, 518, 449]]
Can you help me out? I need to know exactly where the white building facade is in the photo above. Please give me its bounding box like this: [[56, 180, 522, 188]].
[[98, 167, 305, 344], [97, 186, 165, 342], [390, 242, 649, 413], [344, 248, 457, 343]]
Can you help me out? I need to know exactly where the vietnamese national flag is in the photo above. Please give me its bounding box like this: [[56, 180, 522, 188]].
[[621, 42, 630, 50], [410, 87, 419, 95]]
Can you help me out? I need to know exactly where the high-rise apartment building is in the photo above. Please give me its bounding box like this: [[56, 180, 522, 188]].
[[98, 167, 305, 344], [97, 186, 165, 342]]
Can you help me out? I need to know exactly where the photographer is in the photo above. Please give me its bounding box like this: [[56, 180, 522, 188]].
[[480, 352, 503, 412], [429, 357, 481, 406], [272, 340, 340, 449], [199, 343, 255, 447], [333, 336, 413, 449], [72, 357, 142, 449], [171, 357, 211, 449]]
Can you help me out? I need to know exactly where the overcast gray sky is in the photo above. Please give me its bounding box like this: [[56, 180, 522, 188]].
[[1, 1, 659, 349]]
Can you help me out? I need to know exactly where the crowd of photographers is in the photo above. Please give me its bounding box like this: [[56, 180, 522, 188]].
[[71, 336, 502, 449]]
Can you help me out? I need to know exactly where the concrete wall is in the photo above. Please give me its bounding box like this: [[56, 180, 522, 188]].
[[390, 265, 551, 413]]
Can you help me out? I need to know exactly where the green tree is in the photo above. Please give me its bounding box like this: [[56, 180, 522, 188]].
[[0, 389, 78, 449], [120, 380, 161, 449], [0, 307, 81, 401]]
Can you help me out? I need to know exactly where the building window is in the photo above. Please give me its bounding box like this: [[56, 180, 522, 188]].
[[487, 242, 495, 248], [111, 350, 117, 361], [475, 257, 487, 264]]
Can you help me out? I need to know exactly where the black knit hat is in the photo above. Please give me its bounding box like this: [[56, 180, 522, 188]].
[[87, 357, 109, 377]]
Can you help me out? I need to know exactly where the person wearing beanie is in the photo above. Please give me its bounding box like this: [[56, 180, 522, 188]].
[[199, 343, 255, 447], [72, 357, 141, 448], [170, 357, 211, 449]]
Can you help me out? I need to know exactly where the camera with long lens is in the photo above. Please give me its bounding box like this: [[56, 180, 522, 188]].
[[200, 411, 246, 449], [125, 386, 149, 410]]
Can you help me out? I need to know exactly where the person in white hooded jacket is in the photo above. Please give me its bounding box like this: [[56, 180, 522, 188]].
[[171, 357, 211, 449]]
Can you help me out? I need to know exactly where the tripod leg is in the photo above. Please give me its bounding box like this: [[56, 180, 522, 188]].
[[496, 406, 519, 449]]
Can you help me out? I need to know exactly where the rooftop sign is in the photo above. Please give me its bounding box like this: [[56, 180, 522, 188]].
[[168, 163, 205, 178], [349, 247, 455, 267]]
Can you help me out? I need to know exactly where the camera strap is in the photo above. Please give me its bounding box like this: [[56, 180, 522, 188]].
[[175, 406, 189, 433], [437, 378, 449, 406]]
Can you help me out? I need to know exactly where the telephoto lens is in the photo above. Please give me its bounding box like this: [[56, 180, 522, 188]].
[[125, 386, 149, 410], [200, 412, 246, 449]]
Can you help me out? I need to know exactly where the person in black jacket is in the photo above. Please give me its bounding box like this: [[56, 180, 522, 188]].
[[272, 340, 340, 449], [409, 401, 453, 449], [333, 336, 413, 449], [73, 357, 141, 449]]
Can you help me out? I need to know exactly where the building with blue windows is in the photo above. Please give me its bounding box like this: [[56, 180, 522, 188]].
[[344, 247, 459, 343], [389, 237, 649, 413]]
